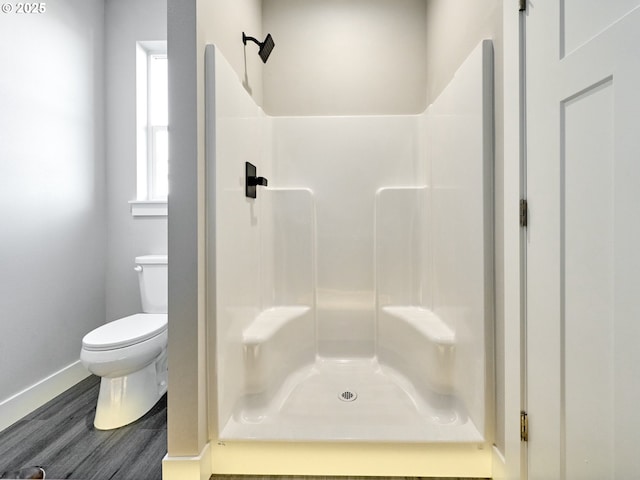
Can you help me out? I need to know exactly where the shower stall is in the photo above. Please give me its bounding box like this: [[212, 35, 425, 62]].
[[205, 39, 493, 443]]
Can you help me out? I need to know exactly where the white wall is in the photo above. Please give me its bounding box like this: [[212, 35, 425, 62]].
[[425, 0, 502, 105], [263, 0, 427, 115], [164, 0, 205, 462], [198, 0, 263, 105], [196, 0, 428, 115], [0, 0, 106, 411], [105, 0, 168, 322]]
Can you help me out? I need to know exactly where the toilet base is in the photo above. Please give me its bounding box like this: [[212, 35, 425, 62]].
[[93, 355, 167, 430]]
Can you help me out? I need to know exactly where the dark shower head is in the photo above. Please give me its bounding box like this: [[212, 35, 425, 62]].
[[259, 34, 275, 63], [242, 32, 275, 63]]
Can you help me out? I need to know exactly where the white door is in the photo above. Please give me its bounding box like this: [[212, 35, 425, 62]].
[[526, 2, 640, 479]]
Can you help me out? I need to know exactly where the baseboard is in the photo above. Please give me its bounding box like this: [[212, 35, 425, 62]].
[[0, 360, 90, 432], [209, 441, 492, 477], [162, 442, 211, 480]]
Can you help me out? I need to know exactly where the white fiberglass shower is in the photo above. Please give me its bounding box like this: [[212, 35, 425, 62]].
[[206, 40, 493, 442]]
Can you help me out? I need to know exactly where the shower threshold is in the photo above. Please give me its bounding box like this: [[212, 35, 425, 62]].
[[219, 357, 483, 443]]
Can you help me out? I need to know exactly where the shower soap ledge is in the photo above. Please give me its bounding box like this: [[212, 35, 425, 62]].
[[243, 306, 311, 344], [382, 306, 455, 345]]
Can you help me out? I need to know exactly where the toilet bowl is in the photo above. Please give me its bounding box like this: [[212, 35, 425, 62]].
[[80, 255, 168, 430]]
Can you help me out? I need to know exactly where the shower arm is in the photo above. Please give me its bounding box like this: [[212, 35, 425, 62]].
[[242, 33, 262, 48]]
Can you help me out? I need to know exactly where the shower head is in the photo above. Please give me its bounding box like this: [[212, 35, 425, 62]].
[[259, 34, 275, 63], [242, 32, 275, 63]]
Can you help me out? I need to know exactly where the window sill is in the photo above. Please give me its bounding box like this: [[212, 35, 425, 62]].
[[129, 200, 167, 217]]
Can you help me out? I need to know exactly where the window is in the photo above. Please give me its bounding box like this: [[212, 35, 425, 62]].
[[132, 41, 168, 216], [147, 53, 168, 199]]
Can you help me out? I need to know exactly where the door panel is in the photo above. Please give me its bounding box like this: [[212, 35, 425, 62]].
[[561, 0, 640, 57], [526, 3, 640, 479], [562, 79, 614, 480]]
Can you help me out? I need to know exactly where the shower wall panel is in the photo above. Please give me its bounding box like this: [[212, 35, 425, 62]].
[[425, 40, 494, 436], [270, 116, 426, 357], [207, 46, 272, 426], [209, 47, 316, 431], [208, 40, 493, 443], [375, 41, 493, 437], [260, 188, 315, 310], [375, 186, 430, 309]]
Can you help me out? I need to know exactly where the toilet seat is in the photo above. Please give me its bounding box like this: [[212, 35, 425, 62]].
[[82, 313, 167, 351]]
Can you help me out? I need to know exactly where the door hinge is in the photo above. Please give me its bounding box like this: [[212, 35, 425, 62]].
[[520, 199, 528, 227], [520, 411, 529, 442], [519, 0, 526, 12]]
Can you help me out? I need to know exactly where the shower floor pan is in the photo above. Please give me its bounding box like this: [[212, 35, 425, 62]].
[[219, 357, 483, 442]]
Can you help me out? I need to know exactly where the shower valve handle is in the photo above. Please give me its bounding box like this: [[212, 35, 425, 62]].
[[251, 176, 268, 187], [245, 162, 268, 198]]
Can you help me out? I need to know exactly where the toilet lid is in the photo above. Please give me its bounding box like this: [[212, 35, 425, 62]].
[[82, 313, 167, 351]]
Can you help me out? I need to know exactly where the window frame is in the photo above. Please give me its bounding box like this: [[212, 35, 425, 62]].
[[131, 41, 168, 217]]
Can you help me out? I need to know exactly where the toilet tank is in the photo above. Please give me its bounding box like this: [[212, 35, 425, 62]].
[[135, 255, 168, 314]]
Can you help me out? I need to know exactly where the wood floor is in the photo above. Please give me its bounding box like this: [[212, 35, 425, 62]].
[[0, 375, 167, 480]]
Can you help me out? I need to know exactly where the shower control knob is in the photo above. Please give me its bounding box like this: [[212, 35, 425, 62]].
[[252, 176, 268, 187], [245, 161, 268, 198]]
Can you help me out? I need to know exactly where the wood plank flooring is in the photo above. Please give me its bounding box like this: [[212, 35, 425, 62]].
[[0, 375, 167, 480]]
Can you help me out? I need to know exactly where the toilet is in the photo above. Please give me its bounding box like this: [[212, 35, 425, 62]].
[[80, 254, 168, 430]]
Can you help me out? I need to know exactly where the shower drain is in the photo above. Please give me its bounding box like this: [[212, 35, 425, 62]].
[[338, 390, 358, 402]]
